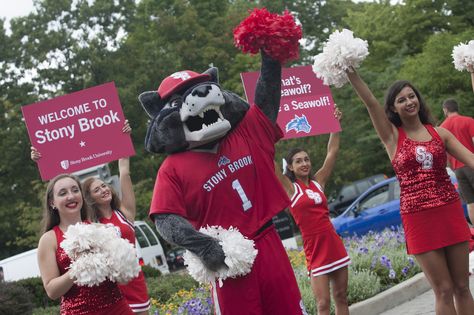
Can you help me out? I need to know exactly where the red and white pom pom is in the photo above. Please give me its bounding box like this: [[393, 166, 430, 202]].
[[61, 223, 140, 286], [183, 226, 258, 287], [233, 7, 302, 64], [312, 29, 369, 87], [452, 40, 474, 72]]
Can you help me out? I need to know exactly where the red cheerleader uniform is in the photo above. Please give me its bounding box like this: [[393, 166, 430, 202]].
[[290, 180, 350, 277], [99, 210, 151, 313], [392, 125, 470, 254], [53, 225, 133, 315]]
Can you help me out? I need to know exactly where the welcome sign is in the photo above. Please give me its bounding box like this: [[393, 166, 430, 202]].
[[22, 82, 135, 180], [241, 65, 341, 139]]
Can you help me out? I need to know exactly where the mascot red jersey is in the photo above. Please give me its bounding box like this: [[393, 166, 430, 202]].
[[139, 9, 306, 315]]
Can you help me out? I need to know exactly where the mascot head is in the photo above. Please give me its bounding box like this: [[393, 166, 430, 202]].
[[139, 67, 249, 154]]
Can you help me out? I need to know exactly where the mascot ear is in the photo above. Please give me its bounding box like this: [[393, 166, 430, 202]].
[[138, 91, 163, 118], [203, 67, 219, 84]]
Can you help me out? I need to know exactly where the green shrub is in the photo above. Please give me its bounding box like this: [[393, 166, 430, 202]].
[[32, 306, 60, 315], [347, 267, 382, 305], [147, 272, 199, 304], [0, 281, 35, 315], [345, 228, 421, 289], [141, 264, 162, 278], [15, 277, 59, 309], [293, 267, 316, 315]]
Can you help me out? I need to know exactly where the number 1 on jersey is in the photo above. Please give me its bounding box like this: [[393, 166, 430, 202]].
[[232, 179, 252, 211]]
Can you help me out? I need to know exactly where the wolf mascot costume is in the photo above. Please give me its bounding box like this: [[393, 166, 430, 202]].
[[139, 9, 306, 315]]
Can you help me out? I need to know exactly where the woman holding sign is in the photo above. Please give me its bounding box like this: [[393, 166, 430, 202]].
[[81, 121, 150, 315], [36, 173, 133, 314], [276, 105, 350, 315]]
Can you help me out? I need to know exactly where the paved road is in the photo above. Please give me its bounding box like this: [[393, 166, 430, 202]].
[[380, 274, 474, 315]]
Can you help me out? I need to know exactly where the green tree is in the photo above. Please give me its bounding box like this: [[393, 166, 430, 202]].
[[399, 31, 474, 119]]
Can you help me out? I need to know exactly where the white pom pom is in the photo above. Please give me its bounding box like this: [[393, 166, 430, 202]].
[[183, 226, 258, 287], [69, 252, 109, 287], [61, 223, 140, 286], [106, 237, 141, 284], [312, 29, 369, 87], [452, 40, 474, 72]]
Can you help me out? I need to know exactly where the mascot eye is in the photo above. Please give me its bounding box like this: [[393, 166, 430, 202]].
[[169, 97, 182, 108]]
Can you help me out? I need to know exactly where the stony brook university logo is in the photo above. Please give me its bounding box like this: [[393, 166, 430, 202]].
[[285, 114, 312, 134], [60, 160, 69, 170], [305, 189, 322, 204], [170, 71, 192, 81], [415, 146, 433, 169], [217, 155, 230, 167]]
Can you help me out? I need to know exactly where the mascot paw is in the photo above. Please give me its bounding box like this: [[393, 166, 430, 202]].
[[201, 239, 227, 272]]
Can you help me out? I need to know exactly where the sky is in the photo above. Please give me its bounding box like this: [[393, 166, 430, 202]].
[[0, 0, 401, 21], [0, 0, 35, 21]]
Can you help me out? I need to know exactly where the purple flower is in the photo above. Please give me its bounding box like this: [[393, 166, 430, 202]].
[[408, 257, 415, 267], [389, 269, 396, 279], [402, 267, 409, 276], [358, 246, 369, 254], [380, 255, 392, 269]]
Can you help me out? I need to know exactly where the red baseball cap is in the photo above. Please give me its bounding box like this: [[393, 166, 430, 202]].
[[157, 70, 211, 100]]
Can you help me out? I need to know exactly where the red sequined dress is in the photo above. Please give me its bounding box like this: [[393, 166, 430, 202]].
[[391, 125, 470, 254], [53, 225, 133, 315]]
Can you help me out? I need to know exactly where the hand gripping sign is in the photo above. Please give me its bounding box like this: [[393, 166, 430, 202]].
[[22, 82, 135, 180], [241, 65, 341, 139]]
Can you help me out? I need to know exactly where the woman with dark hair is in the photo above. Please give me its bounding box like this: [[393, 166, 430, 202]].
[[346, 68, 474, 315], [81, 121, 151, 315], [36, 173, 133, 314], [276, 106, 350, 315]]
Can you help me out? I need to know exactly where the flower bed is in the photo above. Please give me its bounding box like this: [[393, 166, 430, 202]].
[[289, 226, 421, 313], [31, 228, 420, 315], [148, 227, 420, 315]]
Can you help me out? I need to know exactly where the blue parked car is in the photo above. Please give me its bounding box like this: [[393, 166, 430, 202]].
[[331, 170, 468, 237]]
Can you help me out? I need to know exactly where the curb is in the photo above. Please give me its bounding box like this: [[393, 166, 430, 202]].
[[348, 272, 431, 315]]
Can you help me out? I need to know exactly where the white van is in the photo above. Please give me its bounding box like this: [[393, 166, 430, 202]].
[[0, 221, 169, 282], [0, 248, 39, 282], [134, 221, 169, 275]]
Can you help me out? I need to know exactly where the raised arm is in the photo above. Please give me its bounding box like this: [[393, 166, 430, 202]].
[[119, 157, 136, 222], [117, 120, 136, 222], [470, 66, 474, 93], [274, 160, 294, 198], [314, 106, 342, 189], [254, 52, 281, 123], [37, 232, 74, 300], [346, 69, 398, 154]]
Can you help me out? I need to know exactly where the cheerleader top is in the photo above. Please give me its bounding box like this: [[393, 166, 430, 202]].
[[99, 210, 135, 245], [289, 179, 333, 237], [53, 225, 123, 314], [391, 125, 459, 215]]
